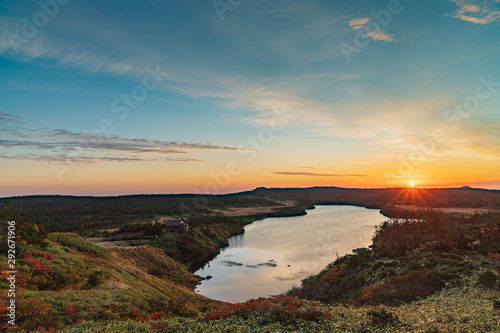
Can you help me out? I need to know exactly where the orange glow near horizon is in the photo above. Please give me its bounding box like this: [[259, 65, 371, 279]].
[[1, 158, 500, 197], [2, 2, 500, 198]]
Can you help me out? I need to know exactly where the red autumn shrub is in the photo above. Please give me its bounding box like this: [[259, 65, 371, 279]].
[[146, 311, 168, 321], [63, 303, 77, 316], [130, 308, 168, 322], [131, 307, 145, 321], [0, 300, 10, 331], [25, 258, 51, 274], [16, 297, 56, 331], [21, 251, 56, 260], [37, 251, 56, 260]]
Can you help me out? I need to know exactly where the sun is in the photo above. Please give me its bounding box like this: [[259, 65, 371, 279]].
[[409, 182, 415, 187]]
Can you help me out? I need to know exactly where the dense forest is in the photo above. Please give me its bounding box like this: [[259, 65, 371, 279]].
[[0, 194, 279, 232], [250, 186, 500, 209], [1, 186, 499, 234]]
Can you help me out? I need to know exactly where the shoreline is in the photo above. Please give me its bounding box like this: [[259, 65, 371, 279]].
[[191, 203, 387, 283]]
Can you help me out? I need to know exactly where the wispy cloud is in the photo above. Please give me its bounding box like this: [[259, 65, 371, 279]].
[[348, 17, 371, 29], [1, 2, 498, 167], [0, 3, 362, 143], [0, 153, 205, 164], [40, 129, 244, 152], [0, 112, 242, 164], [0, 111, 23, 122], [450, 0, 500, 24], [297, 166, 337, 171], [456, 122, 500, 158], [348, 17, 395, 42], [0, 153, 147, 164], [164, 158, 204, 163], [274, 172, 367, 177], [298, 166, 321, 170]]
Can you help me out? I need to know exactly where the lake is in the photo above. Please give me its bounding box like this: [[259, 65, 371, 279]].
[[194, 205, 387, 302]]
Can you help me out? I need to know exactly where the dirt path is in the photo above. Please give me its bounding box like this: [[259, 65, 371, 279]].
[[88, 237, 151, 248], [211, 201, 295, 216]]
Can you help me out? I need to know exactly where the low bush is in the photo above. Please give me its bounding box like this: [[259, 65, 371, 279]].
[[478, 271, 498, 288], [203, 295, 329, 325], [48, 233, 107, 257], [361, 269, 452, 305], [367, 308, 400, 327]]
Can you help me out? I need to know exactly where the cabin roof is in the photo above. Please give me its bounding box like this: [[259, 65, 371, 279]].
[[165, 219, 184, 227]]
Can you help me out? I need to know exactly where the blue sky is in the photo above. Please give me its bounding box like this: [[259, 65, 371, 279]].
[[1, 0, 500, 196]]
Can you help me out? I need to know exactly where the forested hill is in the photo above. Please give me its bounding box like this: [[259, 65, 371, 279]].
[[1, 187, 499, 233], [0, 194, 279, 232], [248, 186, 500, 209]]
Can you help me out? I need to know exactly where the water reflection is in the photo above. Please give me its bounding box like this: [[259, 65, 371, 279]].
[[195, 205, 386, 302], [229, 233, 244, 248]]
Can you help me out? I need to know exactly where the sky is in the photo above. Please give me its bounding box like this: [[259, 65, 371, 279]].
[[1, 0, 500, 196]]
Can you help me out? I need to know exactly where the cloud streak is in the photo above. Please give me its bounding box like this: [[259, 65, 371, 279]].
[[0, 111, 23, 122], [0, 112, 242, 164], [348, 17, 395, 42], [274, 172, 367, 177], [0, 153, 205, 164], [450, 0, 500, 24]]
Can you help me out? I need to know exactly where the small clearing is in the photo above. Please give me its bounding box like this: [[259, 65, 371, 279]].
[[211, 201, 294, 216]]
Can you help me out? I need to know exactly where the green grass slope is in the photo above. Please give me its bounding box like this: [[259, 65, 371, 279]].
[[1, 233, 223, 331]]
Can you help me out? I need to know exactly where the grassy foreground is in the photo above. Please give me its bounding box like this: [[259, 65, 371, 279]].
[[29, 285, 500, 332], [0, 232, 223, 332]]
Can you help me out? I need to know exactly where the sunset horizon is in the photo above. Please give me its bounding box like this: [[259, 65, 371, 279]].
[[2, 1, 500, 329], [1, 183, 499, 199], [2, 0, 500, 196]]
